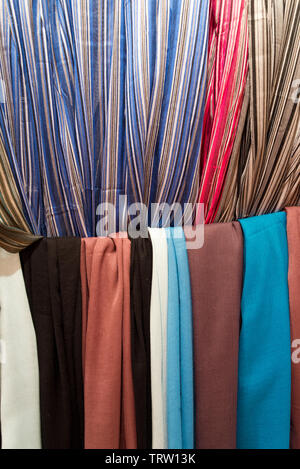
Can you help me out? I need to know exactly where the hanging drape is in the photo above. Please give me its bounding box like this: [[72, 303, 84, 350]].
[[166, 227, 194, 449], [237, 212, 291, 449], [286, 206, 300, 449], [81, 236, 137, 449], [0, 0, 209, 237], [196, 0, 248, 224], [130, 236, 152, 449], [0, 248, 41, 449], [20, 238, 84, 449], [215, 0, 300, 222], [148, 227, 168, 449], [0, 136, 40, 252], [185, 223, 242, 449]]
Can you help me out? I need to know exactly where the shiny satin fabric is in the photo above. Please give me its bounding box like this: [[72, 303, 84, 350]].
[[0, 0, 209, 235], [81, 236, 137, 449], [196, 0, 248, 223], [185, 222, 242, 449]]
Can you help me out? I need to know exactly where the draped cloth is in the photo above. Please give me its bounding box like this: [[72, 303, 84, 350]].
[[20, 239, 84, 449], [148, 228, 168, 449], [185, 222, 242, 449], [130, 236, 152, 449], [286, 206, 300, 449], [0, 0, 209, 236], [81, 236, 137, 449], [237, 212, 291, 449], [0, 248, 41, 449], [166, 227, 194, 449], [216, 0, 300, 222], [196, 0, 248, 223], [0, 137, 40, 252]]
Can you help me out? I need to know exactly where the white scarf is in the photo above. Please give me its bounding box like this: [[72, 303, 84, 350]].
[[148, 228, 168, 449], [0, 248, 41, 449]]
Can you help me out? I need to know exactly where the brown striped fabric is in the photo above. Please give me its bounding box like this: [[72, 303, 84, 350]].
[[216, 0, 300, 222], [0, 140, 40, 252]]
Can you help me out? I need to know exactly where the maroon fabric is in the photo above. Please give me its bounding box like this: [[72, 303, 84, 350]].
[[185, 222, 243, 449]]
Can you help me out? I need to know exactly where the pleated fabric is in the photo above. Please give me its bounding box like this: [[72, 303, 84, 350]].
[[148, 228, 168, 449], [81, 236, 137, 449], [237, 212, 291, 449], [130, 236, 152, 449], [20, 239, 84, 449], [0, 248, 41, 449], [0, 137, 40, 252], [216, 0, 300, 222], [185, 222, 243, 449], [0, 0, 209, 236], [166, 227, 194, 449], [196, 0, 248, 223], [286, 206, 300, 449]]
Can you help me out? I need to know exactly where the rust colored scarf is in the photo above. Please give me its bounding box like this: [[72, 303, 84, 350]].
[[286, 206, 300, 449], [81, 236, 137, 449]]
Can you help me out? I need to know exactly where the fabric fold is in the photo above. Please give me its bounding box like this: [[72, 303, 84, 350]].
[[237, 212, 291, 449], [130, 236, 152, 449], [196, 0, 248, 223], [20, 238, 84, 449], [286, 206, 300, 449], [81, 236, 137, 449], [166, 227, 194, 449], [216, 1, 300, 221], [148, 228, 168, 449], [185, 222, 242, 449], [0, 248, 41, 449]]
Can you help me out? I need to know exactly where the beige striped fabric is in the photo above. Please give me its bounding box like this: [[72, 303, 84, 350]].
[[0, 138, 40, 253], [215, 0, 300, 222]]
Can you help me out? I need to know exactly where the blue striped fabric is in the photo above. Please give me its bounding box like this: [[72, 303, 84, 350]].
[[0, 0, 209, 236]]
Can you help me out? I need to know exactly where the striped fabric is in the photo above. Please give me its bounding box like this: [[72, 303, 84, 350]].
[[196, 0, 248, 224], [0, 0, 209, 237], [0, 135, 40, 252], [215, 0, 300, 223]]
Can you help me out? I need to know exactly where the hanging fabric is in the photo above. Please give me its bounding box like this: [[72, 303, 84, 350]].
[[0, 0, 209, 236], [20, 239, 84, 449], [81, 236, 137, 449], [0, 137, 40, 252], [185, 222, 243, 449], [166, 227, 194, 449], [216, 0, 300, 222], [237, 212, 291, 449], [286, 206, 300, 449], [130, 236, 153, 449], [148, 227, 168, 449], [0, 248, 41, 449], [196, 0, 248, 223]]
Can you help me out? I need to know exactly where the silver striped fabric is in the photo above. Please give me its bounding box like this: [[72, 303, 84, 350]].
[[216, 0, 300, 222]]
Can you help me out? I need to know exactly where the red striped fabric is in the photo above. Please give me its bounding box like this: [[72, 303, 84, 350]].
[[196, 0, 248, 224]]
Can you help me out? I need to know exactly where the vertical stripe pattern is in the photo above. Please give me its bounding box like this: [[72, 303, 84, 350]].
[[216, 0, 300, 222], [0, 0, 209, 236]]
